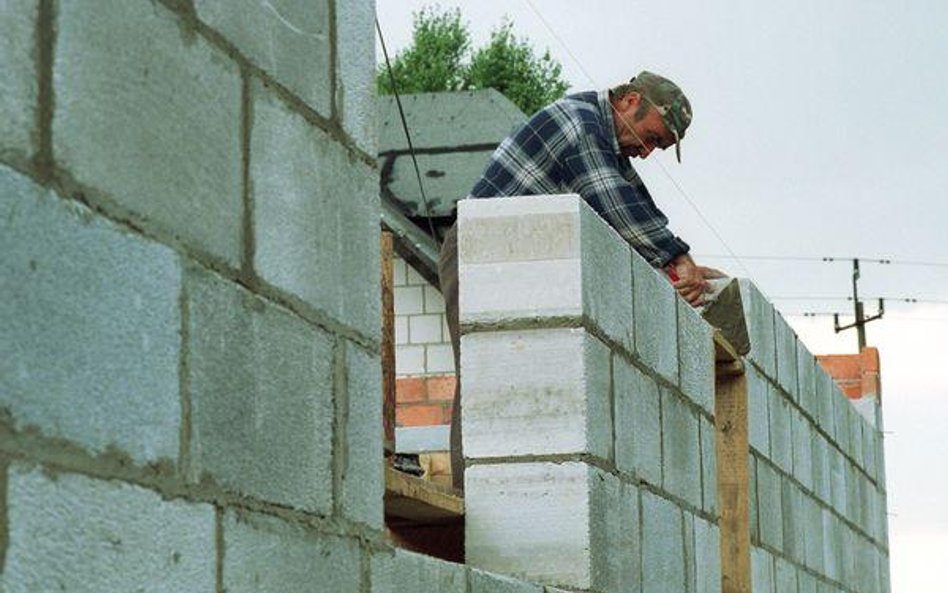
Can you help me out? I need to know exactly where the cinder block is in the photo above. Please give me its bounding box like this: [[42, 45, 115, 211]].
[[694, 517, 722, 593], [756, 461, 783, 551], [223, 510, 361, 593], [465, 462, 596, 589], [751, 546, 775, 593], [54, 0, 243, 266], [828, 446, 847, 516], [700, 416, 718, 515], [811, 433, 831, 504], [186, 267, 334, 514], [461, 328, 611, 460], [773, 314, 798, 400], [683, 512, 696, 593], [458, 195, 634, 353], [822, 508, 841, 581], [5, 465, 215, 591], [641, 490, 685, 593], [781, 479, 804, 563], [749, 456, 759, 542], [0, 0, 37, 160], [371, 548, 466, 593], [661, 390, 702, 509], [0, 166, 181, 464], [251, 79, 380, 339], [798, 570, 818, 593], [614, 357, 662, 485], [815, 368, 836, 440], [195, 0, 331, 117], [804, 495, 824, 574], [797, 345, 818, 419], [469, 568, 544, 593], [590, 472, 641, 593], [774, 557, 797, 593], [341, 343, 384, 529], [738, 279, 776, 378], [768, 388, 793, 474], [747, 368, 771, 455], [335, 0, 376, 153], [849, 409, 865, 470], [678, 299, 715, 414], [791, 408, 814, 491], [633, 252, 678, 384]]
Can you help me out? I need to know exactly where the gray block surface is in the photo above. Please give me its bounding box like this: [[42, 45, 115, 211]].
[[641, 490, 684, 593], [661, 389, 702, 509], [633, 252, 679, 384], [187, 267, 334, 513], [768, 388, 793, 474], [756, 461, 783, 551], [791, 408, 814, 490], [336, 0, 377, 153], [738, 279, 776, 377], [371, 548, 466, 593], [747, 367, 771, 455], [4, 465, 215, 592], [614, 357, 662, 485], [341, 342, 384, 528], [700, 416, 718, 514], [0, 0, 37, 160], [797, 346, 819, 419], [590, 473, 641, 593], [0, 166, 181, 464], [678, 298, 715, 414], [54, 0, 243, 266], [774, 314, 798, 399], [751, 546, 775, 593], [469, 569, 544, 593]]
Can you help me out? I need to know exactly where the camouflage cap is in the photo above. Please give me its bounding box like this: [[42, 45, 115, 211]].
[[632, 70, 692, 162]]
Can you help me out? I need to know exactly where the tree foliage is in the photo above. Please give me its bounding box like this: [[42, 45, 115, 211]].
[[378, 7, 569, 115]]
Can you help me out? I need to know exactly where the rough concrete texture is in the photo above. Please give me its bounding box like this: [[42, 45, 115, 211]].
[[633, 252, 679, 384], [751, 546, 775, 593], [336, 0, 377, 154], [465, 462, 595, 589], [613, 356, 662, 485], [678, 299, 715, 414], [223, 510, 361, 593], [590, 473, 640, 593], [641, 490, 684, 593], [768, 388, 793, 474], [195, 0, 331, 117], [781, 479, 804, 563], [469, 568, 544, 593], [828, 447, 847, 521], [700, 416, 718, 514], [461, 328, 611, 460], [805, 496, 825, 573], [341, 342, 384, 529], [661, 389, 702, 509], [0, 0, 36, 160], [811, 432, 831, 503], [815, 368, 837, 440], [371, 548, 466, 593], [832, 394, 852, 460], [773, 313, 798, 399], [791, 408, 814, 490], [821, 508, 841, 582], [54, 0, 243, 266], [756, 460, 783, 551], [749, 456, 759, 541], [4, 465, 215, 592], [252, 79, 381, 339], [187, 266, 334, 514], [796, 346, 819, 420], [747, 367, 770, 455], [738, 279, 776, 377], [798, 570, 818, 593], [0, 166, 181, 464], [774, 556, 798, 593], [683, 512, 696, 593], [694, 517, 722, 593]]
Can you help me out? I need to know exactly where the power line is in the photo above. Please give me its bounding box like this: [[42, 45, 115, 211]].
[[698, 254, 948, 268], [772, 296, 948, 305]]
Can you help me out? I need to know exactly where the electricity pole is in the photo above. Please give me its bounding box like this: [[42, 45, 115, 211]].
[[833, 258, 884, 350]]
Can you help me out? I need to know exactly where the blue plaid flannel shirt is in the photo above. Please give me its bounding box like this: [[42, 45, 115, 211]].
[[469, 90, 690, 267]]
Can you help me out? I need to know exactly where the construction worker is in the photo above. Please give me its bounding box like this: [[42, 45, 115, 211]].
[[438, 71, 715, 489]]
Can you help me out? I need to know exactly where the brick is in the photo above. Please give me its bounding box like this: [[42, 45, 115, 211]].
[[409, 314, 443, 344], [0, 0, 37, 160], [678, 298, 715, 414], [395, 286, 424, 315], [196, 0, 331, 117], [341, 342, 384, 529], [747, 368, 771, 455], [469, 568, 543, 593], [5, 465, 215, 591], [768, 388, 793, 474], [54, 0, 242, 265], [251, 79, 380, 339], [423, 285, 446, 313], [797, 347, 819, 419], [774, 557, 797, 593], [738, 279, 776, 378], [614, 357, 662, 485], [396, 404, 445, 427], [336, 0, 376, 153], [700, 416, 718, 515], [661, 390, 701, 509], [751, 546, 775, 593], [223, 510, 360, 593], [694, 517, 722, 593], [791, 408, 814, 491], [633, 251, 678, 384], [590, 473, 641, 593], [426, 343, 455, 374], [642, 490, 684, 593], [815, 368, 836, 440], [186, 267, 333, 514], [396, 377, 426, 403], [371, 548, 466, 593], [395, 344, 425, 375], [756, 461, 783, 551], [461, 328, 611, 460], [465, 462, 596, 589], [0, 166, 181, 464], [427, 375, 456, 401], [774, 314, 798, 399]]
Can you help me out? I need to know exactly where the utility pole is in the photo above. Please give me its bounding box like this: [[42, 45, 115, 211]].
[[833, 258, 884, 350]]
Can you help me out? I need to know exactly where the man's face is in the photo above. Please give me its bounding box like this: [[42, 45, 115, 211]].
[[612, 92, 675, 159]]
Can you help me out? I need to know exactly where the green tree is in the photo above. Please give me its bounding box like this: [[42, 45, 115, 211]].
[[378, 7, 569, 115]]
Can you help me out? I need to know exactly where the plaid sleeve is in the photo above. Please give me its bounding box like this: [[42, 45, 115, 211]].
[[561, 122, 689, 267]]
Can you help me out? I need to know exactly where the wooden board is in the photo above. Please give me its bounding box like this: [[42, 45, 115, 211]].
[[380, 231, 396, 456], [385, 465, 464, 525], [715, 370, 751, 593]]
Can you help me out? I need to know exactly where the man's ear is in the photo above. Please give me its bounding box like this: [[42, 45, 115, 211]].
[[619, 92, 642, 113]]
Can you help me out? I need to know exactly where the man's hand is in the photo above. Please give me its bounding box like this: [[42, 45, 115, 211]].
[[665, 254, 711, 306]]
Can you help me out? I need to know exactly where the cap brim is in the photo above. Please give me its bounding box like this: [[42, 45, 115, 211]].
[[672, 129, 682, 163]]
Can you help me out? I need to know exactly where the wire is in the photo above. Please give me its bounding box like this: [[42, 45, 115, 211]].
[[698, 254, 948, 268], [375, 18, 438, 240], [772, 296, 948, 304]]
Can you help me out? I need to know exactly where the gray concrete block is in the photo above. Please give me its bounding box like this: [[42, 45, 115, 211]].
[[751, 546, 775, 593], [769, 388, 793, 474], [54, 0, 243, 266], [4, 464, 215, 591], [791, 408, 814, 491], [811, 434, 831, 504], [642, 490, 685, 593], [774, 314, 799, 400], [738, 279, 776, 378], [774, 557, 797, 593], [694, 517, 722, 593], [461, 328, 611, 460], [781, 479, 803, 563], [796, 346, 818, 419], [815, 368, 836, 440], [371, 548, 466, 593], [223, 510, 361, 593], [633, 252, 679, 384], [581, 199, 635, 352], [252, 80, 380, 339], [700, 416, 718, 515], [196, 0, 331, 116], [798, 571, 817, 593], [821, 509, 841, 582], [804, 496, 824, 574], [747, 368, 771, 456], [750, 456, 760, 543], [828, 446, 847, 517], [465, 462, 595, 589], [661, 389, 702, 509], [187, 267, 334, 514], [336, 0, 376, 154], [469, 568, 544, 593], [0, 0, 37, 160], [684, 512, 696, 593], [590, 472, 641, 593], [341, 343, 384, 529], [614, 356, 662, 485], [849, 409, 865, 471], [757, 461, 783, 551], [839, 524, 857, 589], [0, 166, 181, 465], [678, 298, 715, 414]]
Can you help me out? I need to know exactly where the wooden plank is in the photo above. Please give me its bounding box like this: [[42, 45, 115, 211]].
[[380, 231, 396, 457], [715, 370, 751, 593], [715, 331, 745, 377], [385, 465, 464, 525]]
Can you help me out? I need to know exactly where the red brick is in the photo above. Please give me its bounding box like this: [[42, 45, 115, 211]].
[[817, 354, 861, 382], [426, 375, 456, 401], [397, 404, 444, 427], [861, 347, 880, 373], [396, 377, 426, 403]]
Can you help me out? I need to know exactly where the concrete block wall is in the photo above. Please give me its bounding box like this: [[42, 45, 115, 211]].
[[739, 282, 890, 593], [459, 195, 718, 593]]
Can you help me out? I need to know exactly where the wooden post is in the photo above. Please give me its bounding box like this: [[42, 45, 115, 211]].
[[381, 231, 396, 457], [714, 334, 750, 593]]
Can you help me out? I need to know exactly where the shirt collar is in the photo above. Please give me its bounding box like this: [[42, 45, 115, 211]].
[[597, 90, 622, 156]]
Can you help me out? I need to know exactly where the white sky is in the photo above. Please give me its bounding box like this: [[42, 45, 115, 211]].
[[377, 2, 948, 590]]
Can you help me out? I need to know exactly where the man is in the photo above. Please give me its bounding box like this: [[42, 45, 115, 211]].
[[438, 70, 713, 489]]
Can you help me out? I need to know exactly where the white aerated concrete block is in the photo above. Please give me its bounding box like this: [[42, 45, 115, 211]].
[[461, 328, 611, 460], [774, 314, 799, 400], [678, 298, 715, 414], [458, 195, 634, 351], [371, 548, 466, 593], [633, 252, 679, 384], [661, 390, 702, 509], [614, 357, 662, 484], [738, 280, 776, 378], [4, 465, 215, 592], [641, 490, 684, 593]]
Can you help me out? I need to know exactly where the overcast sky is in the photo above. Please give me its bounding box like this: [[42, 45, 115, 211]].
[[377, 1, 948, 590]]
